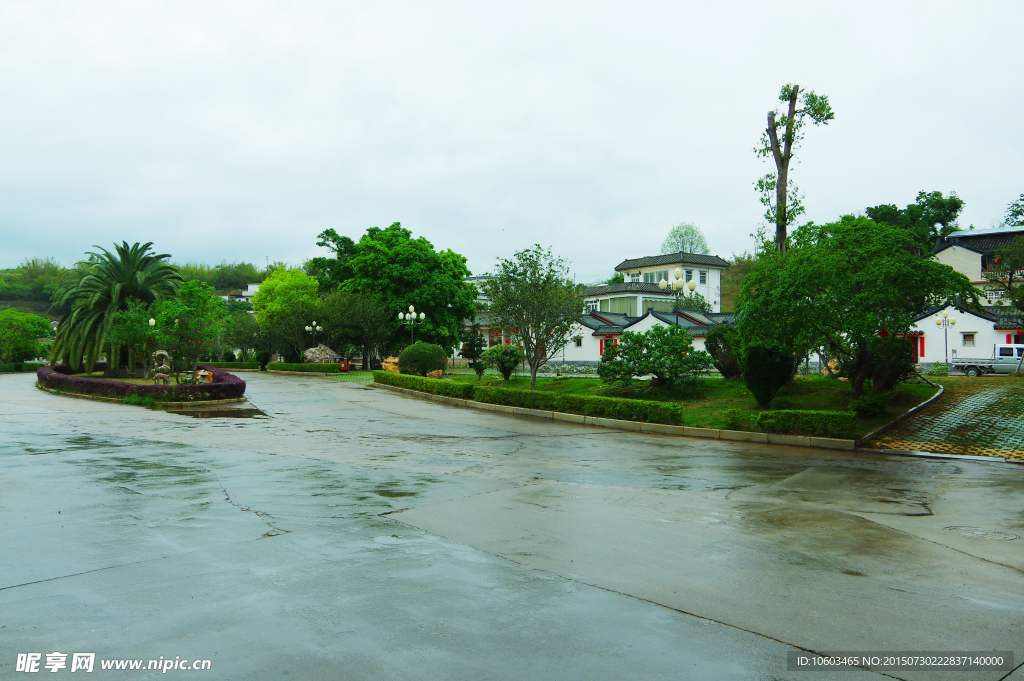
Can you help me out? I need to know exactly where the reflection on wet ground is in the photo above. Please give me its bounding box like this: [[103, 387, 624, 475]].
[[166, 408, 268, 418], [1, 372, 1023, 681]]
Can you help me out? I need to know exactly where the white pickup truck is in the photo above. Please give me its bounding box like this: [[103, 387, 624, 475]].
[[951, 344, 1024, 376]]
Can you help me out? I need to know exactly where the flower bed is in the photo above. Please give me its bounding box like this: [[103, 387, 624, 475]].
[[38, 364, 246, 401]]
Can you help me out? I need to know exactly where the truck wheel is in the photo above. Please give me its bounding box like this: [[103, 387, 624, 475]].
[[965, 367, 980, 377]]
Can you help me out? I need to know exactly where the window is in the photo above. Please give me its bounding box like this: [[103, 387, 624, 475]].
[[962, 334, 975, 347], [609, 296, 637, 316], [642, 270, 668, 284], [599, 299, 609, 312], [642, 298, 675, 313], [1000, 347, 1014, 357], [630, 272, 640, 282], [986, 290, 1006, 300], [574, 337, 582, 347], [685, 270, 692, 282], [699, 270, 707, 284], [586, 300, 599, 312]]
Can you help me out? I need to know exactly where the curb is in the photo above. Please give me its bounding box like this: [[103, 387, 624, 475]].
[[368, 382, 857, 452], [857, 384, 945, 445], [858, 448, 1022, 465], [36, 383, 248, 409]]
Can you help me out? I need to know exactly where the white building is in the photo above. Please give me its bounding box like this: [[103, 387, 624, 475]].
[[907, 304, 1024, 364], [584, 252, 729, 315]]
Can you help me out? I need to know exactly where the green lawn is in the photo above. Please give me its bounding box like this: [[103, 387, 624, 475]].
[[446, 373, 938, 434]]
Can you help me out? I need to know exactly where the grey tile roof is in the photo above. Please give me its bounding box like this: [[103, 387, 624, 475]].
[[933, 226, 1024, 255], [912, 304, 998, 324], [615, 252, 730, 271], [583, 282, 667, 296]]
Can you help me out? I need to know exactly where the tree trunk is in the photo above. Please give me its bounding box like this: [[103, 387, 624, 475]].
[[767, 85, 800, 253]]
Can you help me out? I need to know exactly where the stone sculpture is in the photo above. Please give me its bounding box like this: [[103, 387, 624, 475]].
[[150, 350, 173, 385]]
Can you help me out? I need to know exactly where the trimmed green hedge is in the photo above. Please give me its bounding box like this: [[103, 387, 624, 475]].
[[754, 410, 857, 438], [372, 371, 475, 399], [0, 362, 45, 373], [268, 362, 341, 373], [371, 371, 681, 424], [203, 361, 260, 369]]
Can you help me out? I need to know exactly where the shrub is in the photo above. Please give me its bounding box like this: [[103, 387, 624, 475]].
[[743, 341, 796, 407], [850, 392, 889, 418], [371, 371, 475, 399], [371, 371, 681, 423], [223, 350, 236, 362], [598, 325, 712, 389], [481, 344, 524, 381], [704, 325, 743, 379], [926, 362, 950, 377], [267, 362, 341, 373], [754, 410, 857, 438], [203, 361, 259, 369], [38, 364, 246, 401], [398, 343, 448, 377], [255, 350, 272, 370]]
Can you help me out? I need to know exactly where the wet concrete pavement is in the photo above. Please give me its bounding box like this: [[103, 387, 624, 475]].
[[2, 373, 1023, 680]]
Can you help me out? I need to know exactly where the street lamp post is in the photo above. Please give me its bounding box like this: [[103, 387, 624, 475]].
[[304, 321, 323, 347], [935, 312, 957, 364], [399, 305, 426, 344]]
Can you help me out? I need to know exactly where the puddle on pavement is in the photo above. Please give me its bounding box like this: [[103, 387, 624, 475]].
[[167, 408, 267, 419]]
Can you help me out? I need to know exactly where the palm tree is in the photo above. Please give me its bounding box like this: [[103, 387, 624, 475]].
[[51, 242, 182, 371]]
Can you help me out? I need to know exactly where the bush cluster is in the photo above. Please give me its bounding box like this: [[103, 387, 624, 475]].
[[849, 392, 889, 417], [202, 361, 260, 369], [372, 371, 475, 399], [0, 362, 45, 373], [743, 341, 796, 407], [753, 410, 857, 438], [372, 371, 681, 424], [37, 364, 246, 401], [398, 343, 447, 376], [267, 362, 341, 373]]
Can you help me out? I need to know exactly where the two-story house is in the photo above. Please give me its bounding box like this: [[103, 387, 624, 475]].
[[584, 252, 729, 316]]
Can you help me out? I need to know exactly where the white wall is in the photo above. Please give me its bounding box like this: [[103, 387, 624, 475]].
[[912, 307, 1004, 363]]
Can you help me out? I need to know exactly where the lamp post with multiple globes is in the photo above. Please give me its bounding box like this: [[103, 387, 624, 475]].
[[658, 268, 697, 327], [399, 306, 426, 344], [935, 312, 956, 364], [304, 321, 323, 347]]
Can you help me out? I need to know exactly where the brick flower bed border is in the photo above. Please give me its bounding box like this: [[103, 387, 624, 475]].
[[36, 383, 247, 408], [37, 364, 246, 402]]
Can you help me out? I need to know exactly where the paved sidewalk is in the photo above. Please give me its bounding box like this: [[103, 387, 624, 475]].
[[873, 383, 1024, 460]]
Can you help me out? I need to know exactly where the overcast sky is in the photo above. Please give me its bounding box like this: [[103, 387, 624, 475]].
[[1, 1, 1021, 283]]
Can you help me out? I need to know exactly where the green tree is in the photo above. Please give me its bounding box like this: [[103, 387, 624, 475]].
[[604, 273, 625, 284], [742, 341, 796, 407], [252, 268, 320, 330], [483, 245, 586, 389], [675, 291, 713, 314], [155, 281, 227, 379], [51, 242, 182, 371], [306, 229, 359, 292], [661, 222, 709, 255], [865, 191, 966, 252], [756, 84, 834, 252], [1002, 193, 1024, 227], [106, 300, 160, 376], [312, 223, 476, 350], [704, 325, 742, 379], [225, 312, 266, 362], [459, 323, 488, 379], [597, 325, 713, 389], [738, 216, 980, 397], [719, 252, 755, 313], [481, 343, 524, 381], [0, 309, 51, 363]]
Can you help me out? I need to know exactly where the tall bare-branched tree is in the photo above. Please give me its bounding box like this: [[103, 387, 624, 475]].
[[755, 84, 834, 252]]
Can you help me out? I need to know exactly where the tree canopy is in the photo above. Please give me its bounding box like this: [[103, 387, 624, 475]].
[[51, 242, 182, 370], [738, 216, 979, 397], [312, 223, 475, 349], [865, 190, 966, 252], [0, 309, 51, 363], [660, 222, 709, 255], [251, 268, 320, 330], [483, 245, 585, 389]]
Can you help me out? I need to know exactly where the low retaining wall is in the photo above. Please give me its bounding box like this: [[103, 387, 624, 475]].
[[369, 382, 856, 451]]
